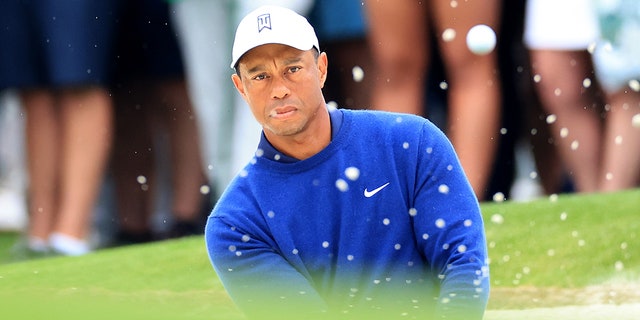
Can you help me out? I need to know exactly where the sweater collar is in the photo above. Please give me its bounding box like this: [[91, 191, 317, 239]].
[[257, 105, 343, 163]]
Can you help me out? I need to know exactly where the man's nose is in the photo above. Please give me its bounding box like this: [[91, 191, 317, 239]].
[[271, 75, 290, 99]]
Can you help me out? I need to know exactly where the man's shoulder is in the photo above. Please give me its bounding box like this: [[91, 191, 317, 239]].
[[341, 109, 435, 136], [342, 108, 427, 125]]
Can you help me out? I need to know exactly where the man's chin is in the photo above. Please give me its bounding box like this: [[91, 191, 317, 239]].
[[263, 123, 295, 136]]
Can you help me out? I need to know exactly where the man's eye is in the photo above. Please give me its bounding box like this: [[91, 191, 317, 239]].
[[253, 74, 267, 80], [288, 66, 301, 73]]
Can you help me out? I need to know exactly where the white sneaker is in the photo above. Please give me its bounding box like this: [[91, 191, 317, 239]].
[[0, 188, 28, 231], [49, 232, 91, 256]]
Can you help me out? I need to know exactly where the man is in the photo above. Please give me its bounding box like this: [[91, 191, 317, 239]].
[[205, 5, 490, 319]]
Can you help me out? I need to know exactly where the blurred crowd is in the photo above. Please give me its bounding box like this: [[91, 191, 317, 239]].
[[0, 0, 638, 259]]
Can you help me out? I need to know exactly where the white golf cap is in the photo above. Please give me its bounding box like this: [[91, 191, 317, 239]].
[[230, 5, 320, 69]]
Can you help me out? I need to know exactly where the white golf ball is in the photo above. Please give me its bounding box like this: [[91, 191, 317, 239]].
[[466, 24, 496, 55]]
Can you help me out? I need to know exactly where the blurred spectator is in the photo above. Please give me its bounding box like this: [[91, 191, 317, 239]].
[[524, 0, 605, 193], [489, 0, 545, 201], [0, 91, 28, 232], [168, 0, 236, 194], [168, 0, 314, 193], [363, 0, 503, 200], [525, 0, 640, 193], [308, 0, 373, 110], [591, 0, 640, 191], [110, 0, 211, 244], [0, 0, 119, 256]]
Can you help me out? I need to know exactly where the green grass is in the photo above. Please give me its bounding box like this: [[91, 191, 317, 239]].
[[0, 237, 241, 319], [483, 189, 640, 288], [0, 189, 638, 319], [0, 231, 20, 264]]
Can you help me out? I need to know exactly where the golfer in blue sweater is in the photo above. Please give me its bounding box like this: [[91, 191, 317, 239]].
[[205, 5, 490, 319]]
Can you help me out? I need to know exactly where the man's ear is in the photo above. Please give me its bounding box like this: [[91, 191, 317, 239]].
[[231, 73, 245, 97], [318, 52, 328, 89]]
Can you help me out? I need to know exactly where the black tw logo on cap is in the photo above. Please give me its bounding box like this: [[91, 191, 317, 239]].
[[257, 13, 272, 32]]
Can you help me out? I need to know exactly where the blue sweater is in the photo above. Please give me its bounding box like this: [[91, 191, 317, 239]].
[[205, 108, 489, 319]]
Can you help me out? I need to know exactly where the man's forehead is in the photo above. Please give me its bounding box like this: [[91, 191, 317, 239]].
[[238, 44, 309, 69]]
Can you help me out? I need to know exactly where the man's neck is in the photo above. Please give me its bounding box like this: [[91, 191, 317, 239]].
[[264, 106, 332, 160]]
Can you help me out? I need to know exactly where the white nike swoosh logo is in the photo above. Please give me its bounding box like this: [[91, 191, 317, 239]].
[[364, 182, 390, 198]]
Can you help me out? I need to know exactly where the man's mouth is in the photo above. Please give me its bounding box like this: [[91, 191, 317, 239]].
[[270, 106, 297, 119]]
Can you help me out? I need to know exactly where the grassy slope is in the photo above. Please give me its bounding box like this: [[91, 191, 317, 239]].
[[483, 188, 640, 288], [0, 232, 20, 264], [0, 237, 240, 319], [0, 189, 638, 318]]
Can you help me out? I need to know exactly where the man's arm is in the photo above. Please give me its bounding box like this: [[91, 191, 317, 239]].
[[205, 216, 329, 319], [414, 121, 491, 319]]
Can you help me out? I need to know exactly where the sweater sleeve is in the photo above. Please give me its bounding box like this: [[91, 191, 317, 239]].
[[412, 121, 490, 319], [205, 214, 329, 320]]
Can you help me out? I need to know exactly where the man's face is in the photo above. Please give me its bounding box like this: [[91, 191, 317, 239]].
[[232, 44, 328, 138]]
